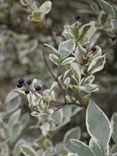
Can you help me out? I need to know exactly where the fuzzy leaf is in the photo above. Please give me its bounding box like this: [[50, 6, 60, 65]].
[[86, 101, 111, 153], [20, 0, 31, 6], [39, 1, 52, 15], [5, 90, 21, 113], [21, 145, 37, 156], [111, 19, 117, 33], [79, 84, 98, 93], [82, 75, 95, 85], [64, 127, 81, 150], [52, 109, 63, 125], [89, 139, 104, 156], [44, 43, 59, 54], [111, 113, 117, 143], [98, 0, 115, 17], [71, 62, 81, 84], [49, 54, 59, 65], [58, 39, 75, 59], [80, 21, 96, 42], [88, 55, 106, 74], [61, 57, 75, 65], [9, 123, 23, 144], [8, 109, 21, 127], [69, 139, 94, 156], [113, 153, 117, 156], [98, 11, 108, 26]]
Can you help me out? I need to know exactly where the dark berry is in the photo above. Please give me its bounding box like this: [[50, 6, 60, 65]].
[[91, 47, 96, 52], [75, 15, 80, 21], [27, 79, 32, 85], [18, 79, 24, 85], [111, 36, 116, 42], [25, 89, 30, 94], [35, 85, 42, 91], [17, 83, 23, 88]]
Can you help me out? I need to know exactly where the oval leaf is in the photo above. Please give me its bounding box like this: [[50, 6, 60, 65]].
[[49, 54, 59, 66], [58, 39, 75, 59], [111, 113, 117, 144], [69, 139, 94, 156], [64, 127, 81, 150], [21, 145, 37, 156], [61, 57, 75, 66], [88, 55, 106, 74], [86, 101, 111, 153]]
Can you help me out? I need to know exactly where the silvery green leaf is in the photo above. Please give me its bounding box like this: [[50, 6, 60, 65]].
[[44, 43, 59, 54], [98, 0, 115, 17], [111, 113, 117, 143], [61, 57, 75, 66], [69, 139, 94, 156], [9, 123, 23, 144], [62, 24, 74, 39], [80, 21, 96, 42], [5, 90, 21, 113], [49, 54, 59, 66], [64, 77, 70, 85], [75, 44, 86, 64], [86, 101, 111, 153], [58, 39, 75, 59], [13, 139, 26, 156], [89, 46, 102, 60], [8, 109, 21, 127], [21, 145, 37, 156], [67, 152, 78, 156], [98, 11, 108, 26], [111, 19, 117, 33], [64, 127, 81, 150], [113, 153, 117, 156], [39, 1, 52, 15], [89, 138, 104, 156], [52, 109, 63, 125], [63, 69, 70, 80], [112, 144, 117, 154], [79, 84, 98, 93], [62, 105, 72, 118], [113, 6, 117, 18], [82, 75, 95, 85], [0, 143, 9, 156], [80, 24, 91, 40], [88, 55, 106, 74], [71, 62, 81, 84], [20, 0, 31, 6], [40, 122, 50, 136]]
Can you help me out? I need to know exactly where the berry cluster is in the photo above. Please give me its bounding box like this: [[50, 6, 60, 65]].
[[17, 78, 42, 95]]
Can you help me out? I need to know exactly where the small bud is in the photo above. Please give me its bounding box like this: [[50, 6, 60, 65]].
[[18, 79, 24, 85], [17, 84, 23, 88], [91, 46, 96, 52], [27, 80, 32, 85], [111, 36, 116, 42], [75, 15, 80, 21], [25, 89, 30, 94], [35, 85, 42, 91]]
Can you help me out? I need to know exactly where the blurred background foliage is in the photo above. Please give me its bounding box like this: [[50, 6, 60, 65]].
[[0, 0, 117, 155]]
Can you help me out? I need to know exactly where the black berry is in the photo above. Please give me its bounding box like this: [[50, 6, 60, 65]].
[[91, 47, 96, 52], [17, 83, 23, 88], [35, 85, 42, 91], [27, 80, 32, 85], [18, 79, 24, 85], [25, 89, 30, 94], [111, 36, 116, 42], [75, 15, 80, 21]]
